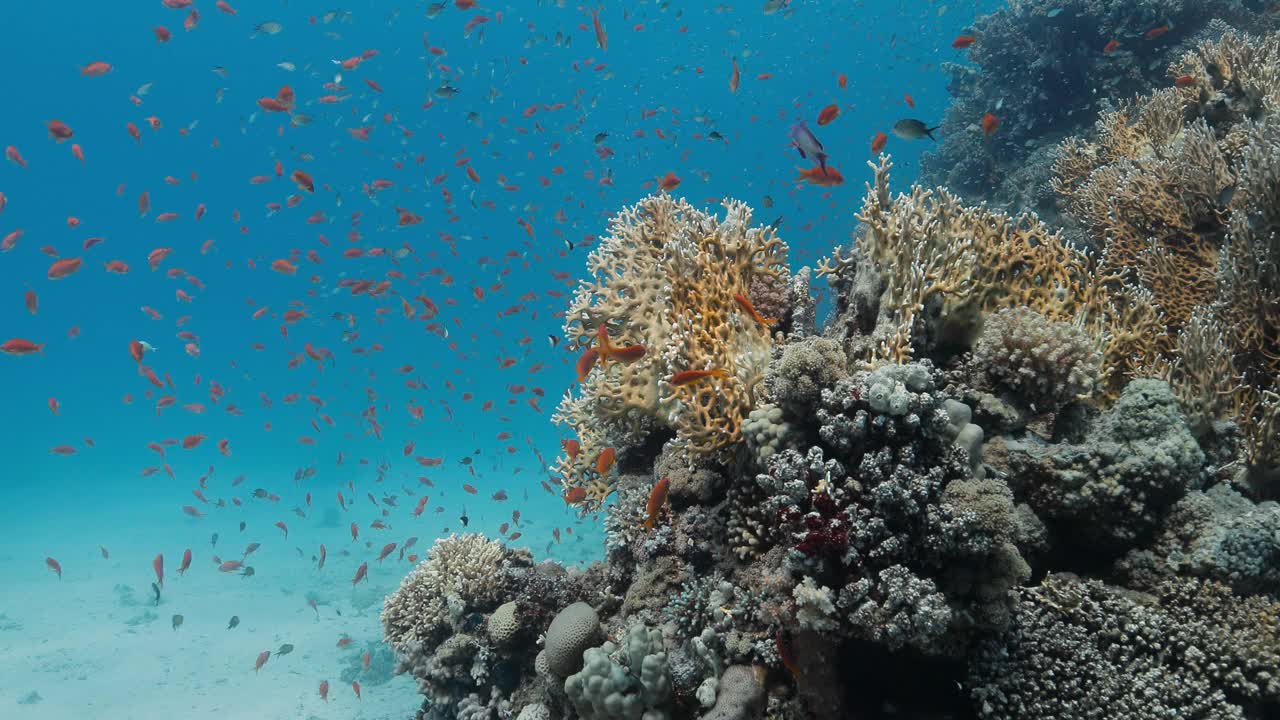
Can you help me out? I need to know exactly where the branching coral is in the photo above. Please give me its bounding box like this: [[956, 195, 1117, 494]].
[[553, 194, 790, 506], [382, 534, 509, 652], [1052, 28, 1280, 467]]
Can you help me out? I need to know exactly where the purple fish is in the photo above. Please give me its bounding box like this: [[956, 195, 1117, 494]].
[[788, 122, 828, 171]]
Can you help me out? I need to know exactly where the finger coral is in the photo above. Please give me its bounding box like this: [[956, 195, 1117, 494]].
[[553, 194, 789, 507], [969, 307, 1102, 414]]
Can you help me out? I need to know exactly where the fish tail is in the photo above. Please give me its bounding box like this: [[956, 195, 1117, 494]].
[[926, 126, 940, 141]]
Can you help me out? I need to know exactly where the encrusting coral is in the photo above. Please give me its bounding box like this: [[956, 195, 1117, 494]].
[[552, 193, 790, 507]]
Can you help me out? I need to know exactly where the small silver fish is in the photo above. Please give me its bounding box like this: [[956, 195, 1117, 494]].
[[172, 614, 184, 631]]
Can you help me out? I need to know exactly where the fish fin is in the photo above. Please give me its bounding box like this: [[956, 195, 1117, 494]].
[[926, 126, 940, 141]]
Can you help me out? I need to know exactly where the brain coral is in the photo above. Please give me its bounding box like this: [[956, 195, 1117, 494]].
[[553, 193, 789, 506], [544, 601, 603, 677]]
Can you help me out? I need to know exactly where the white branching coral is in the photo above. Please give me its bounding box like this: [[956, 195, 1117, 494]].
[[381, 534, 507, 653], [553, 194, 789, 507]]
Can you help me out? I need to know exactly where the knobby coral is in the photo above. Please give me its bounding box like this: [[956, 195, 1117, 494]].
[[553, 194, 789, 507]]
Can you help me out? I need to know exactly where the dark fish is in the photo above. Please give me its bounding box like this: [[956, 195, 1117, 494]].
[[211, 533, 219, 547], [707, 131, 725, 141], [277, 643, 295, 656], [762, 195, 774, 208], [593, 132, 609, 144], [767, 216, 784, 233], [242, 566, 256, 578], [460, 511, 470, 527], [151, 582, 161, 606], [252, 489, 270, 498], [239, 521, 247, 532], [172, 614, 184, 631], [459, 457, 473, 465], [892, 119, 940, 141], [547, 335, 560, 348], [227, 615, 240, 630]]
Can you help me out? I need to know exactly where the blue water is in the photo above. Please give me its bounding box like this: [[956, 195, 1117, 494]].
[[0, 1, 998, 716]]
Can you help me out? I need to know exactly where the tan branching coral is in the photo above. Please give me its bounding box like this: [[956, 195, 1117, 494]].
[[822, 156, 1121, 371], [1051, 28, 1280, 467], [552, 194, 789, 506]]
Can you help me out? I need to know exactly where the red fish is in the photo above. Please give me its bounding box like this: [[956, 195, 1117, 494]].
[[352, 681, 362, 700], [255, 650, 270, 673], [595, 447, 616, 476], [1145, 24, 1170, 41], [952, 35, 977, 49], [1174, 74, 1196, 87], [153, 553, 164, 588], [318, 544, 327, 570], [178, 549, 192, 575], [670, 368, 730, 386], [46, 557, 62, 578], [1103, 39, 1121, 54], [657, 171, 681, 191], [644, 477, 670, 530], [796, 164, 844, 186], [563, 486, 587, 504], [904, 93, 915, 108], [729, 57, 740, 92], [25, 290, 37, 315], [319, 680, 329, 702], [275, 521, 289, 539], [352, 561, 368, 585], [733, 292, 775, 327], [378, 543, 397, 562], [81, 61, 113, 76], [47, 120, 74, 142], [982, 112, 1000, 136], [2, 338, 44, 355], [816, 104, 839, 126], [591, 7, 607, 50], [291, 170, 315, 193], [47, 257, 83, 280]]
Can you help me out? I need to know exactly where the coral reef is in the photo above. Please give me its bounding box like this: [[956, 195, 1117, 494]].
[[552, 193, 790, 508], [920, 0, 1274, 217], [383, 22, 1280, 711], [1051, 28, 1280, 468]]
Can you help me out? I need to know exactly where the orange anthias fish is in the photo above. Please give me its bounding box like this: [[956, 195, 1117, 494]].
[[643, 476, 669, 530], [952, 35, 977, 49], [1103, 39, 1121, 54], [592, 324, 646, 369], [871, 131, 888, 155], [1145, 24, 1170, 41], [575, 346, 600, 382], [291, 170, 315, 193], [591, 7, 607, 50], [351, 561, 368, 585], [46, 557, 62, 578], [562, 438, 581, 460], [1174, 74, 1196, 87], [733, 293, 776, 327], [670, 368, 730, 386], [595, 447, 616, 476], [729, 57, 741, 93], [658, 171, 681, 191], [796, 164, 844, 187], [982, 112, 1000, 136], [563, 486, 588, 505], [255, 650, 270, 673], [816, 104, 839, 126]]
